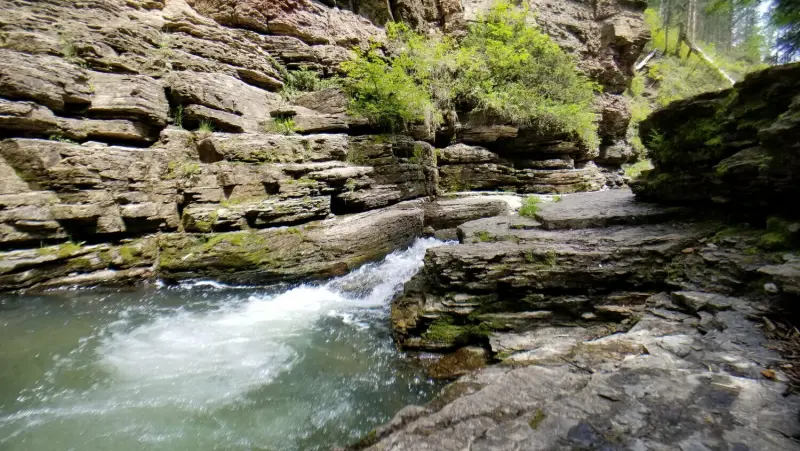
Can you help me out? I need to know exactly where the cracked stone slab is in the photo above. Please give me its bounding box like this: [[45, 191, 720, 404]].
[[535, 188, 685, 230], [365, 295, 800, 451]]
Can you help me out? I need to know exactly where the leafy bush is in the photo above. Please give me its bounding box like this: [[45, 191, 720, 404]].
[[623, 159, 653, 179], [340, 1, 600, 147], [455, 2, 599, 148], [341, 28, 442, 131], [282, 68, 339, 97]]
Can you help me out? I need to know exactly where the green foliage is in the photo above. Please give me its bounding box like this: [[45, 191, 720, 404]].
[[772, 0, 800, 62], [648, 56, 731, 107], [267, 116, 297, 135], [528, 409, 547, 430], [623, 159, 654, 179], [642, 8, 768, 107], [59, 34, 84, 65], [758, 217, 799, 250], [475, 231, 493, 242], [519, 195, 541, 218], [341, 29, 441, 131], [624, 73, 652, 158], [455, 2, 600, 148], [340, 1, 599, 147], [181, 163, 201, 178], [197, 120, 214, 135], [172, 105, 184, 129], [49, 135, 77, 144], [281, 68, 339, 98], [706, 0, 799, 63]]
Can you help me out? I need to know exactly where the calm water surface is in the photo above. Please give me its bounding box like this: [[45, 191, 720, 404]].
[[0, 238, 446, 450]]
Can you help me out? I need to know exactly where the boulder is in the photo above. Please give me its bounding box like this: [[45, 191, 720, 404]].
[[633, 63, 800, 218], [423, 195, 514, 230], [533, 189, 684, 230]]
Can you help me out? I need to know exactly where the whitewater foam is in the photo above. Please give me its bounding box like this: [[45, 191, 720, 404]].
[[96, 237, 445, 406]]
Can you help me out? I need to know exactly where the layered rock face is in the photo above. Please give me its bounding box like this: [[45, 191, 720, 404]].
[[367, 189, 800, 450], [632, 62, 800, 218], [432, 0, 650, 192], [392, 190, 705, 351], [375, 63, 800, 444], [0, 0, 647, 289]]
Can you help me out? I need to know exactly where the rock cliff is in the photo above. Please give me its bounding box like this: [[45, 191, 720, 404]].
[[0, 0, 648, 291], [365, 63, 800, 451], [363, 189, 800, 451]]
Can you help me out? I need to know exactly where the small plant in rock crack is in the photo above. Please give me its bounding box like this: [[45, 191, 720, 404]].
[[267, 116, 297, 135], [519, 195, 541, 218], [196, 120, 214, 137], [49, 135, 78, 144], [181, 163, 201, 178], [172, 105, 184, 129]]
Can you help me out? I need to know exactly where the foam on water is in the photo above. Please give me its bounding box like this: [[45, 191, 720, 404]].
[[97, 238, 441, 406], [0, 238, 447, 450]]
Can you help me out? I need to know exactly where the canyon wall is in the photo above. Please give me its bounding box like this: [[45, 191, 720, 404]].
[[0, 0, 647, 290]]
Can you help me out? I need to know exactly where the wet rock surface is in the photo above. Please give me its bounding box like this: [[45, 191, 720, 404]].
[[374, 189, 800, 451], [364, 301, 800, 450]]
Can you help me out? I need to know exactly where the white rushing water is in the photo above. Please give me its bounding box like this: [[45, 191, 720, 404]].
[[0, 238, 447, 451]]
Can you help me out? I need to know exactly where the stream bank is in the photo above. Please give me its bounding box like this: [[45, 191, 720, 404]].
[[357, 63, 800, 450]]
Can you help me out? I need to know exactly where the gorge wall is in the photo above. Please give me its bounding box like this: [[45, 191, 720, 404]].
[[0, 0, 647, 291], [359, 63, 800, 450]]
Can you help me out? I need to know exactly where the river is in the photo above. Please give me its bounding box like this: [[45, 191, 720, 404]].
[[0, 238, 447, 450]]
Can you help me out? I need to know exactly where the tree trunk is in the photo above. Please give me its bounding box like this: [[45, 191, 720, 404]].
[[684, 36, 736, 85]]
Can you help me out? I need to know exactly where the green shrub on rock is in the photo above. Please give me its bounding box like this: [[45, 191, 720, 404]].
[[281, 68, 339, 98], [455, 2, 599, 148], [340, 1, 599, 147], [340, 27, 444, 131], [519, 195, 541, 218]]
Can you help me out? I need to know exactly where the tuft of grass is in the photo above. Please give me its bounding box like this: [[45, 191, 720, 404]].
[[475, 231, 493, 242], [49, 135, 78, 144], [519, 196, 541, 218], [197, 120, 214, 136], [172, 105, 184, 129], [181, 163, 201, 178], [266, 116, 297, 135]]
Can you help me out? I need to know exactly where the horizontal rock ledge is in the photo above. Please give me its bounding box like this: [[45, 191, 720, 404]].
[[0, 194, 519, 292]]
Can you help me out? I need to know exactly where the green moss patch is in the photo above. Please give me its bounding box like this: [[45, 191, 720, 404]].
[[528, 409, 546, 430]]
